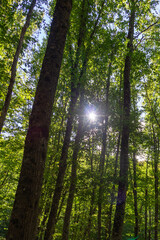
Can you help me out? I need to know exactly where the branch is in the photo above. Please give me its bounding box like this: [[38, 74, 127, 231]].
[[88, 0, 106, 42], [134, 35, 145, 49], [134, 18, 160, 39]]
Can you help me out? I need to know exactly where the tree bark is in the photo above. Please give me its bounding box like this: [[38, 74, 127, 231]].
[[6, 1, 72, 239], [111, 2, 135, 240], [62, 93, 84, 240], [0, 0, 36, 134]]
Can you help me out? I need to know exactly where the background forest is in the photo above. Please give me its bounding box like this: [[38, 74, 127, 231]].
[[0, 0, 160, 239]]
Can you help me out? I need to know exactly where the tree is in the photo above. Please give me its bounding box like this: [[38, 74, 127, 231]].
[[111, 1, 135, 239], [97, 53, 112, 240], [44, 1, 88, 238], [0, 0, 36, 134], [62, 92, 84, 240], [6, 0, 72, 239]]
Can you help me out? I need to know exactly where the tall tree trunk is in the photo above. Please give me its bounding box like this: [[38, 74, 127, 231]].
[[44, 2, 105, 237], [62, 93, 84, 240], [6, 1, 72, 239], [145, 157, 149, 240], [36, 115, 65, 239], [44, 2, 88, 238], [44, 88, 79, 240], [105, 132, 120, 240], [111, 2, 135, 240], [98, 58, 112, 240], [106, 70, 122, 240], [0, 0, 36, 134], [148, 205, 151, 240], [132, 151, 139, 237], [153, 127, 159, 240], [83, 136, 96, 239]]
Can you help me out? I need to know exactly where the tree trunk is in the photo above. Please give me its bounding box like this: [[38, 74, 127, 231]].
[[6, 1, 72, 239], [106, 70, 122, 240], [111, 2, 135, 240], [62, 93, 84, 240], [145, 157, 149, 240], [44, 89, 79, 240], [0, 0, 36, 134], [83, 136, 96, 239], [98, 57, 112, 240], [148, 205, 151, 240], [153, 127, 159, 240], [44, 2, 88, 238], [105, 132, 120, 240], [132, 151, 139, 237]]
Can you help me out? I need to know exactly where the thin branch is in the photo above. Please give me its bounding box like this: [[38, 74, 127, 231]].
[[134, 35, 145, 49], [134, 18, 160, 39], [0, 171, 9, 189], [90, 0, 105, 40]]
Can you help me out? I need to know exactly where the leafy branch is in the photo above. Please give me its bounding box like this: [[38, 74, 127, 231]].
[[134, 17, 160, 39]]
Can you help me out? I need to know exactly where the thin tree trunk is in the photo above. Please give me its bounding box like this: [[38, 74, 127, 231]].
[[62, 93, 84, 240], [132, 151, 139, 237], [6, 1, 72, 239], [106, 70, 122, 240], [98, 56, 112, 240], [83, 136, 96, 239], [86, 187, 96, 239], [56, 189, 68, 223], [36, 115, 65, 238], [44, 89, 79, 240], [106, 132, 120, 240], [153, 127, 159, 240], [148, 205, 151, 240], [145, 157, 149, 240], [111, 2, 135, 239], [0, 0, 36, 134]]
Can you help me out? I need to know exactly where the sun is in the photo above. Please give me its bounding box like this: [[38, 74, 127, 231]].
[[88, 112, 96, 121]]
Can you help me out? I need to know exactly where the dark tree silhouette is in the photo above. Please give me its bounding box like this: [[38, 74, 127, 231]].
[[6, 0, 72, 239]]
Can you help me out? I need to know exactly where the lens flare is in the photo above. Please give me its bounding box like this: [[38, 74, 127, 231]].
[[88, 112, 96, 121]]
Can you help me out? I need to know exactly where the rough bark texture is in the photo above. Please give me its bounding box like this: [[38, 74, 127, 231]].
[[62, 94, 84, 240], [6, 0, 72, 239], [0, 0, 36, 134], [111, 3, 135, 240]]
